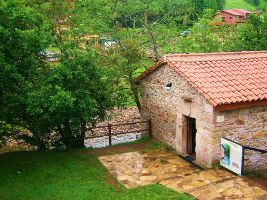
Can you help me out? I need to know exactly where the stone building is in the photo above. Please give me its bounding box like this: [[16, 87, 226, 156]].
[[137, 51, 267, 169], [213, 9, 251, 25]]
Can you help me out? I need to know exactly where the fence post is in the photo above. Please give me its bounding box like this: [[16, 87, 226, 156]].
[[148, 119, 152, 139], [108, 124, 112, 146], [241, 146, 245, 175]]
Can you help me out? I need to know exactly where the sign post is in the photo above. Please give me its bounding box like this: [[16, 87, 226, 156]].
[[220, 138, 243, 175]]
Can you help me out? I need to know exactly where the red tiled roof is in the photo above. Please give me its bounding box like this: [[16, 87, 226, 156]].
[[221, 9, 251, 16], [137, 51, 267, 107], [234, 9, 251, 14]]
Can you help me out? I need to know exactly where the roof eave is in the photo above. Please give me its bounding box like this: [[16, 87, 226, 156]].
[[214, 99, 267, 112], [135, 60, 167, 82]]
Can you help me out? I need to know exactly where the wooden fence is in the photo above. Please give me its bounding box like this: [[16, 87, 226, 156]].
[[83, 119, 152, 146]]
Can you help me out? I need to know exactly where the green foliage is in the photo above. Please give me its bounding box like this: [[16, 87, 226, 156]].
[[70, 0, 112, 34], [110, 0, 224, 28], [178, 13, 267, 53], [0, 0, 126, 149], [104, 39, 148, 110], [225, 14, 267, 51], [0, 0, 52, 146], [178, 11, 229, 53], [0, 121, 21, 146], [26, 45, 126, 148], [106, 40, 146, 77], [107, 0, 226, 62], [179, 26, 221, 53], [203, 0, 226, 11], [1, 0, 266, 150]]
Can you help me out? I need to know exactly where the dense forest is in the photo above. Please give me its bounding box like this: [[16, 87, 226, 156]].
[[0, 0, 266, 149]]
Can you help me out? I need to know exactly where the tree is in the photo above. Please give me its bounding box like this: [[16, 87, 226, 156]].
[[178, 11, 228, 53], [224, 14, 267, 51], [203, 0, 220, 12], [110, 0, 209, 61], [0, 0, 52, 148], [26, 46, 124, 148], [103, 39, 147, 112], [176, 11, 267, 53], [0, 0, 124, 149], [194, 0, 225, 14]]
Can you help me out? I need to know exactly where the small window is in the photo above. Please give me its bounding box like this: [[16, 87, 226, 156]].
[[165, 83, 172, 91]]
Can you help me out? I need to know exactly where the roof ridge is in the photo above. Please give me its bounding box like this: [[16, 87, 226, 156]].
[[220, 9, 250, 16], [165, 51, 267, 58], [166, 56, 267, 63]]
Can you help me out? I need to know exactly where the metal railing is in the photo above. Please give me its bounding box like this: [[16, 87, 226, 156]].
[[223, 137, 267, 175]]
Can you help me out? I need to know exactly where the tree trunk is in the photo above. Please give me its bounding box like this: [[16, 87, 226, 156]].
[[144, 0, 149, 26], [35, 134, 47, 150], [144, 12, 148, 27], [63, 120, 72, 149], [77, 121, 86, 148], [57, 125, 64, 138], [129, 75, 141, 113], [26, 121, 47, 150], [133, 19, 136, 29], [148, 28, 160, 61], [143, 0, 160, 61]]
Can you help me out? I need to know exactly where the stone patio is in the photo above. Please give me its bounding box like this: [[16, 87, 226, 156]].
[[99, 150, 267, 200]]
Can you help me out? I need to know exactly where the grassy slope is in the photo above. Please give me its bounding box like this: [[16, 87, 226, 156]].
[[0, 138, 194, 200], [224, 0, 256, 10]]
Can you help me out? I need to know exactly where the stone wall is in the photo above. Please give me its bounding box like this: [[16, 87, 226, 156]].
[[140, 64, 218, 168], [215, 106, 267, 171], [140, 64, 267, 170]]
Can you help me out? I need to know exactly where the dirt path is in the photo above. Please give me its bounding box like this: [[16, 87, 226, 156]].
[[99, 149, 267, 200]]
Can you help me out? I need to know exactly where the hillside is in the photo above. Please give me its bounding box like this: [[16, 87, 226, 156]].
[[224, 0, 256, 10]]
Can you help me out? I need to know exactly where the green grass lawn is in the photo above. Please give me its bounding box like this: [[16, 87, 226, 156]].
[[0, 138, 194, 200], [224, 0, 256, 10], [47, 46, 61, 53]]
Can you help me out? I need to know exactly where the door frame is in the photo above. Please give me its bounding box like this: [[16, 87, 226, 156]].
[[182, 115, 196, 156]]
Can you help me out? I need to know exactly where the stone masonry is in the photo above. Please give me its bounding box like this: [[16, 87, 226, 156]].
[[140, 64, 267, 170], [215, 107, 267, 171]]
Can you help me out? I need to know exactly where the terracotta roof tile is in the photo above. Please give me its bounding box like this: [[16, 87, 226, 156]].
[[138, 51, 267, 107]]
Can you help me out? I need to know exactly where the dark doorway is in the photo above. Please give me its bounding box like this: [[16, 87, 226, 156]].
[[186, 117, 197, 159]]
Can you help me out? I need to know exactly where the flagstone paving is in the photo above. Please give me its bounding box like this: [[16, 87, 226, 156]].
[[99, 150, 267, 200]]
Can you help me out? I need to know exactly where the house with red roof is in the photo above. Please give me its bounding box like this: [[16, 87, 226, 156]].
[[137, 51, 267, 169], [213, 9, 251, 25]]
